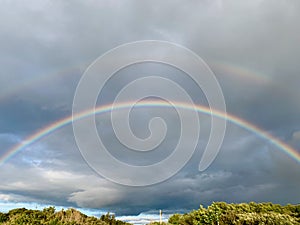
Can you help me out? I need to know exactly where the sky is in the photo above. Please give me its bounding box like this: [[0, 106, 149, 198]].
[[0, 0, 300, 224]]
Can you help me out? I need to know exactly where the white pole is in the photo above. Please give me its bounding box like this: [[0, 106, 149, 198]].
[[159, 210, 162, 224]]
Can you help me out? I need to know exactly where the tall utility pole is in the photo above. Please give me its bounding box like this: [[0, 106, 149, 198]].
[[159, 210, 162, 224]]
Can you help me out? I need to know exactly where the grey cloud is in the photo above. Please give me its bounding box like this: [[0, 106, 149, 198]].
[[0, 0, 299, 217], [1, 122, 299, 215]]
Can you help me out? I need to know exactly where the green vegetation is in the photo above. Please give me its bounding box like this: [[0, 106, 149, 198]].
[[167, 202, 300, 225], [0, 202, 299, 225], [0, 207, 129, 225]]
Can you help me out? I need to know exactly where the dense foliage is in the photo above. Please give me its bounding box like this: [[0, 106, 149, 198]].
[[1, 202, 299, 225], [0, 207, 129, 225], [167, 202, 300, 225]]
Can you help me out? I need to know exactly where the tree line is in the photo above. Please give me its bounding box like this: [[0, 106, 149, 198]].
[[0, 202, 299, 225], [0, 207, 129, 225], [151, 202, 300, 225]]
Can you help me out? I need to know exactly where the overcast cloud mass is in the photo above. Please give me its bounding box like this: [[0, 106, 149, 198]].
[[0, 0, 300, 222]]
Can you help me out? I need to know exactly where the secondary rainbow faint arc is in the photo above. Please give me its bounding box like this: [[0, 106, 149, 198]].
[[1, 100, 299, 166], [0, 60, 270, 103]]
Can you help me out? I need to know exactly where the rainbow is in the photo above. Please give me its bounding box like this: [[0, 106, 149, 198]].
[[0, 100, 299, 166], [0, 60, 270, 103], [0, 62, 85, 103], [209, 60, 270, 84]]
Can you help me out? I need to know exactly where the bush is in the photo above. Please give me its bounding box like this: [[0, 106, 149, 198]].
[[168, 202, 300, 225], [0, 207, 130, 225]]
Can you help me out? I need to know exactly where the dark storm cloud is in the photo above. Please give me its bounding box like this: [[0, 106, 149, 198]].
[[0, 0, 299, 217], [1, 123, 299, 215], [0, 98, 70, 135]]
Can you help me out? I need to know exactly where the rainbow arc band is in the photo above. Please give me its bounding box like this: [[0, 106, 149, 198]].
[[0, 60, 270, 104], [1, 100, 299, 166]]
